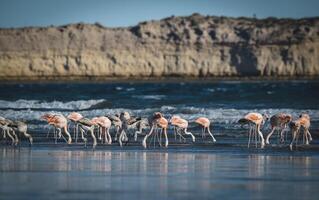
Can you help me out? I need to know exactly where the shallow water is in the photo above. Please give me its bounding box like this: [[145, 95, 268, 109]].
[[0, 80, 319, 199], [1, 147, 319, 200]]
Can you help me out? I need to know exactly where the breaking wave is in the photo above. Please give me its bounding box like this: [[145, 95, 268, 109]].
[[0, 99, 318, 130]]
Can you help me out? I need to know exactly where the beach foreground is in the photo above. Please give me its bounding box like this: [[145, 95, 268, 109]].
[[1, 146, 319, 200]]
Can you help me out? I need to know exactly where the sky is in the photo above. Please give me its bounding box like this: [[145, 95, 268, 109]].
[[0, 0, 318, 28]]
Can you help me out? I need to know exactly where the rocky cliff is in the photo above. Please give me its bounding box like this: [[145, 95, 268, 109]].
[[0, 13, 319, 80]]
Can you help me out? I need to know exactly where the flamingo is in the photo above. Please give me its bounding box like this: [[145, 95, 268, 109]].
[[91, 116, 112, 144], [7, 120, 33, 145], [116, 112, 141, 147], [0, 116, 18, 145], [67, 112, 83, 143], [195, 117, 216, 142], [77, 117, 97, 149], [170, 116, 195, 142], [41, 113, 72, 144], [134, 118, 150, 141], [238, 112, 268, 148], [265, 113, 292, 144], [142, 112, 168, 148], [289, 114, 312, 150], [107, 114, 123, 142]]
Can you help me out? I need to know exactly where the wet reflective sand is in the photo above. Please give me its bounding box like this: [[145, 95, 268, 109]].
[[1, 147, 319, 200]]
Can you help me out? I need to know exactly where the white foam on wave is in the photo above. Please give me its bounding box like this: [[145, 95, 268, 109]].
[[1, 104, 318, 129], [133, 95, 166, 100], [0, 99, 106, 110]]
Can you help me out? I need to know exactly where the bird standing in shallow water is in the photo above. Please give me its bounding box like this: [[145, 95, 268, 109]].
[[67, 112, 84, 143], [142, 112, 168, 148], [0, 116, 18, 145], [170, 115, 195, 142], [195, 117, 216, 142], [265, 113, 292, 144], [238, 112, 268, 148], [289, 114, 312, 150], [77, 117, 97, 149], [7, 120, 33, 145], [91, 116, 112, 144], [41, 113, 72, 144]]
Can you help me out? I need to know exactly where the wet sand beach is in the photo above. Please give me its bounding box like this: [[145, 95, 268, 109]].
[[1, 144, 319, 200]]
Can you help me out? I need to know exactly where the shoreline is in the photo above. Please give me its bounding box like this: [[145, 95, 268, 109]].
[[1, 75, 319, 84]]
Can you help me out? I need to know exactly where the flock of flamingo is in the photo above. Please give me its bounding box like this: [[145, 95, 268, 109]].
[[0, 111, 313, 150]]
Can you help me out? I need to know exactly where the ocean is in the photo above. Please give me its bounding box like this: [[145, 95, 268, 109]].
[[0, 80, 319, 200]]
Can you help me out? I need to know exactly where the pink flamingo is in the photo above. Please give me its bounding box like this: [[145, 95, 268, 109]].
[[67, 112, 83, 143], [265, 113, 292, 144], [238, 112, 268, 148], [91, 116, 112, 144], [0, 116, 18, 145], [195, 117, 216, 142], [289, 114, 312, 150], [142, 112, 168, 148], [170, 115, 195, 142], [41, 113, 72, 144]]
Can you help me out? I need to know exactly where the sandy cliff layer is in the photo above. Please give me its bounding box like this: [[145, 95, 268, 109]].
[[0, 14, 319, 80]]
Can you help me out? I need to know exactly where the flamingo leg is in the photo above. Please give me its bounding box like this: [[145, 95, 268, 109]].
[[266, 127, 275, 145], [118, 128, 126, 147], [163, 128, 168, 148], [1, 129, 6, 139], [11, 130, 19, 145], [207, 126, 216, 142], [6, 130, 15, 145], [75, 123, 79, 144], [304, 129, 309, 145], [90, 127, 97, 149], [107, 128, 112, 144], [104, 127, 108, 144], [23, 131, 33, 145], [176, 128, 186, 142], [159, 128, 162, 147], [134, 123, 142, 141], [248, 125, 252, 148], [279, 127, 286, 144], [155, 128, 162, 147], [54, 128, 58, 144], [290, 129, 298, 151], [257, 124, 265, 148], [79, 126, 87, 147], [114, 126, 119, 141], [46, 125, 51, 138], [296, 129, 300, 146], [184, 129, 195, 142], [142, 125, 154, 149], [307, 129, 312, 142], [60, 132, 68, 143], [173, 126, 177, 141], [153, 127, 157, 148]]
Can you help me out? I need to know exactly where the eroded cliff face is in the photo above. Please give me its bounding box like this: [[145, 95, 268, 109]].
[[0, 14, 318, 79]]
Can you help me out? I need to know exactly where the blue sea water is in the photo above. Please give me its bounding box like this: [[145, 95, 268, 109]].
[[0, 80, 319, 200]]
